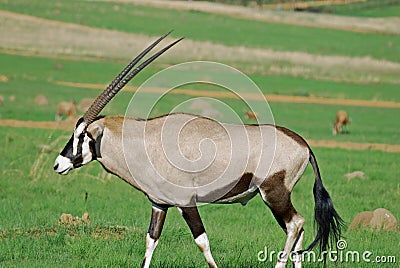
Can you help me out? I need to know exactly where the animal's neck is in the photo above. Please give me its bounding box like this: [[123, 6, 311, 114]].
[[96, 118, 143, 191]]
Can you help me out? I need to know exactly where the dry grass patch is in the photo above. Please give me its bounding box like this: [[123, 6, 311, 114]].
[[0, 225, 139, 241]]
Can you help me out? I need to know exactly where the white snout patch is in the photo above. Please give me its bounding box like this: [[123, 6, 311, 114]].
[[54, 155, 73, 175]]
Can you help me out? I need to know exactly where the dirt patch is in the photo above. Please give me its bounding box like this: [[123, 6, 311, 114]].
[[52, 80, 400, 109], [263, 0, 365, 10], [93, 0, 400, 35], [266, 94, 400, 109], [1, 10, 400, 85], [0, 117, 78, 131], [307, 139, 400, 153]]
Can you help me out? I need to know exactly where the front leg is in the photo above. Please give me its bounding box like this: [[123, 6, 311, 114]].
[[141, 204, 168, 268], [178, 206, 218, 268]]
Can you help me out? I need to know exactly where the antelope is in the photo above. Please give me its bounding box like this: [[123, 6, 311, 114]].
[[333, 110, 350, 135], [54, 33, 343, 268], [56, 99, 76, 121], [244, 109, 258, 119]]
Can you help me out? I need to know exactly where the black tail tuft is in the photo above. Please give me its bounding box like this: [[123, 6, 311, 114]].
[[305, 150, 344, 256]]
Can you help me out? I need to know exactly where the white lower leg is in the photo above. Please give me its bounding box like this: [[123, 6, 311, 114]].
[[142, 233, 159, 268], [275, 215, 305, 268], [195, 233, 217, 268], [293, 229, 304, 268], [275, 235, 293, 268]]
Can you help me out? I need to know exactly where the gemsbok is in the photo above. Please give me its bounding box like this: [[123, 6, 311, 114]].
[[54, 32, 343, 268]]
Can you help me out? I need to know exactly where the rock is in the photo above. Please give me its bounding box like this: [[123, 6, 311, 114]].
[[58, 212, 90, 226], [0, 75, 8, 82], [349, 208, 398, 232], [34, 94, 49, 106], [370, 208, 398, 232], [344, 171, 367, 181], [348, 211, 373, 231], [81, 212, 90, 224], [58, 213, 74, 225], [55, 63, 64, 70]]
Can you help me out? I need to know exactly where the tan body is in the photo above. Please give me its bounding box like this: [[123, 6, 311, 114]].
[[333, 110, 350, 135], [89, 114, 310, 207]]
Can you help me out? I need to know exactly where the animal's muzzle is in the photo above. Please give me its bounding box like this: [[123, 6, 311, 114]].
[[54, 155, 73, 175]]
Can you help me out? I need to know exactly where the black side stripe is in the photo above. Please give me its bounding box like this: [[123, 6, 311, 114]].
[[72, 133, 85, 167], [95, 133, 103, 158]]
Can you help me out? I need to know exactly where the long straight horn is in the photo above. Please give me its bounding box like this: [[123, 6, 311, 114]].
[[83, 32, 183, 124]]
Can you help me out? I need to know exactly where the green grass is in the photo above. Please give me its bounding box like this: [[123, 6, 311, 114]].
[[1, 52, 399, 145], [1, 1, 400, 62], [0, 2, 399, 267], [0, 55, 399, 266], [0, 127, 399, 267], [343, 4, 400, 17], [2, 53, 400, 104], [315, 0, 400, 17]]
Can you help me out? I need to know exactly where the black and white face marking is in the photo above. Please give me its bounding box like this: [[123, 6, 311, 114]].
[[54, 118, 96, 175]]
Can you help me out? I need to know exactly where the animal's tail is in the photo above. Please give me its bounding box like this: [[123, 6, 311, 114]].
[[304, 150, 344, 255]]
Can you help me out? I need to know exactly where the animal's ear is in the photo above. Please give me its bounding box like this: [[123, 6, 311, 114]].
[[87, 120, 105, 140]]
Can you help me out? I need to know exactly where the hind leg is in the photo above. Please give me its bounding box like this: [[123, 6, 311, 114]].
[[270, 206, 304, 268], [259, 171, 305, 268]]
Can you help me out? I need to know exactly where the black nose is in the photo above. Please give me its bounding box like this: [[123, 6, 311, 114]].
[[54, 163, 59, 171]]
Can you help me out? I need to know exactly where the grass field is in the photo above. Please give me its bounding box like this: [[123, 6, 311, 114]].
[[0, 1, 399, 267], [312, 0, 400, 17], [1, 1, 400, 62]]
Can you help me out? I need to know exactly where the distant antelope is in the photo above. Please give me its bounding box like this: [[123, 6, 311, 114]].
[[56, 99, 76, 121], [333, 110, 350, 135], [244, 109, 258, 119], [0, 95, 4, 107], [54, 33, 343, 268]]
